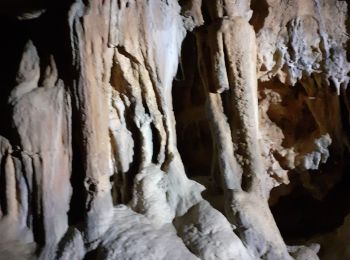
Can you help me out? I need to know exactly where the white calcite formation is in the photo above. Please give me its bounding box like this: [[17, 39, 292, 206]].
[[0, 0, 349, 259]]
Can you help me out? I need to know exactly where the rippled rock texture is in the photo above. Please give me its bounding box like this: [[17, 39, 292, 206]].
[[0, 0, 349, 259]]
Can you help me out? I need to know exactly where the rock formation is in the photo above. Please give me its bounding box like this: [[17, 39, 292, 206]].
[[0, 0, 349, 259]]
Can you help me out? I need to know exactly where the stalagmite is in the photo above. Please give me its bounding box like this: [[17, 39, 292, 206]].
[[0, 0, 349, 259], [195, 1, 294, 258]]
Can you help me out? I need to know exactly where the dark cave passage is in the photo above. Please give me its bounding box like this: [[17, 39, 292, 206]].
[[172, 33, 214, 179], [271, 152, 350, 243]]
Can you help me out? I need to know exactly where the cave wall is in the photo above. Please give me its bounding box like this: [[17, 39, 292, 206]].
[[0, 0, 349, 259]]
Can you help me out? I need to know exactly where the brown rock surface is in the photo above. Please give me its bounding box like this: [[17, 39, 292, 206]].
[[0, 0, 349, 259]]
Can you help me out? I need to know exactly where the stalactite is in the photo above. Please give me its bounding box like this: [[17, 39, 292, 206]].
[[0, 0, 349, 259]]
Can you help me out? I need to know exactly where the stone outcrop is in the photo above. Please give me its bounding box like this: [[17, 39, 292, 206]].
[[0, 0, 349, 259]]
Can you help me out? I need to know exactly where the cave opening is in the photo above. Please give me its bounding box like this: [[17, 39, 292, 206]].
[[172, 32, 227, 211], [260, 78, 350, 243], [249, 0, 269, 33], [173, 32, 214, 179], [271, 160, 350, 243]]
